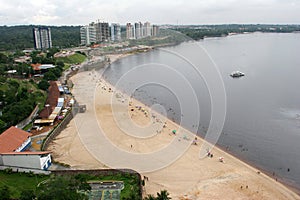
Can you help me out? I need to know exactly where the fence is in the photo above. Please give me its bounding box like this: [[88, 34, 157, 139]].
[[41, 109, 75, 151]]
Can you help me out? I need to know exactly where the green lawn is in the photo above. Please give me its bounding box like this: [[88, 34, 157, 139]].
[[56, 53, 86, 70], [0, 171, 49, 199]]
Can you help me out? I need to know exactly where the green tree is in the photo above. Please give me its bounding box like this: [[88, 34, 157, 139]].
[[0, 185, 11, 200], [144, 194, 156, 200], [43, 71, 57, 81], [0, 53, 8, 63], [36, 175, 89, 200], [38, 80, 50, 91], [20, 189, 36, 200], [156, 190, 171, 200], [49, 67, 62, 78], [56, 60, 65, 69]]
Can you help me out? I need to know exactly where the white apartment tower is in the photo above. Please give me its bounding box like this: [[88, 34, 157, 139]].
[[33, 27, 52, 50], [80, 25, 96, 45], [111, 23, 121, 42], [144, 22, 151, 37], [126, 23, 135, 39], [152, 25, 160, 36]]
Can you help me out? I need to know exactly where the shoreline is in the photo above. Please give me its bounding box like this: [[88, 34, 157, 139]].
[[103, 51, 300, 195], [48, 52, 300, 199]]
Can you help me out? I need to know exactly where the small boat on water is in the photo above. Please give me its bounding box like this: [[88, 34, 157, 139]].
[[230, 71, 245, 78]]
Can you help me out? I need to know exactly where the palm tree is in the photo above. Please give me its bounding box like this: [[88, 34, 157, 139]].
[[156, 190, 171, 200], [144, 194, 156, 200]]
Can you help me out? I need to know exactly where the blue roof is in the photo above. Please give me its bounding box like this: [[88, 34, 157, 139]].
[[57, 102, 64, 107]]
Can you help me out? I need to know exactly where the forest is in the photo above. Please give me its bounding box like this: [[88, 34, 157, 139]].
[[175, 24, 300, 40], [0, 25, 81, 51]]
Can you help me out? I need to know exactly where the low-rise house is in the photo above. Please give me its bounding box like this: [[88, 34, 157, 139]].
[[0, 126, 51, 170]]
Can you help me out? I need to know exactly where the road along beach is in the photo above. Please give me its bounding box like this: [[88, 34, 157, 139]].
[[48, 54, 300, 200]]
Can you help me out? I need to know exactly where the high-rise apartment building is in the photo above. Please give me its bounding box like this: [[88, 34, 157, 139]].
[[126, 21, 159, 40], [134, 23, 141, 39], [94, 21, 110, 42], [126, 23, 135, 39], [111, 23, 121, 42], [134, 22, 144, 39], [80, 25, 96, 45], [144, 22, 151, 37], [152, 25, 160, 37], [33, 27, 52, 50]]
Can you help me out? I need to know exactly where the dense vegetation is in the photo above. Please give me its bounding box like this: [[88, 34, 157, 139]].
[[0, 170, 49, 199], [0, 77, 47, 132], [0, 47, 87, 133], [0, 170, 141, 200], [175, 24, 300, 40], [0, 25, 80, 51], [128, 28, 190, 47]]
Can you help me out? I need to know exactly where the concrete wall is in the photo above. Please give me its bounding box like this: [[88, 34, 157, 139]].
[[1, 154, 51, 170], [0, 165, 51, 175]]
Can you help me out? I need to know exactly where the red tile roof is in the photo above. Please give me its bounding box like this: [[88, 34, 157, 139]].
[[39, 81, 60, 119], [0, 126, 32, 153], [31, 63, 42, 71]]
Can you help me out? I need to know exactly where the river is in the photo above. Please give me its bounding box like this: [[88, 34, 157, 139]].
[[101, 32, 300, 190]]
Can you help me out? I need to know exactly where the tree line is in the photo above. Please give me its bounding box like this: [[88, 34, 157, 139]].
[[0, 25, 81, 51], [175, 24, 300, 40]]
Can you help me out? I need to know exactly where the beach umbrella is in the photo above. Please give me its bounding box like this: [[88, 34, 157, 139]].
[[172, 130, 177, 134]]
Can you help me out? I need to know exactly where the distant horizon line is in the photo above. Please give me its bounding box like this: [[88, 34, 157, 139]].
[[1, 23, 300, 27]]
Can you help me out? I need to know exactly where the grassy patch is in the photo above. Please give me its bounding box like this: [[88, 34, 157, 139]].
[[56, 53, 86, 65], [0, 170, 49, 199], [0, 171, 140, 199]]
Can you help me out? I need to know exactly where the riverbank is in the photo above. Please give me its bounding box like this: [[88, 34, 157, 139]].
[[47, 53, 300, 199]]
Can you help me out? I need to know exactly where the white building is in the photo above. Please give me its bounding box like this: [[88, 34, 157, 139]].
[[80, 25, 96, 45], [0, 152, 52, 170], [152, 25, 160, 37], [126, 23, 135, 39], [126, 22, 159, 39], [33, 27, 52, 50], [144, 22, 152, 37], [0, 126, 51, 170], [111, 23, 121, 42], [134, 22, 144, 39]]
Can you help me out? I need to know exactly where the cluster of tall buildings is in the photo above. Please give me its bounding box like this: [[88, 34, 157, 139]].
[[32, 22, 160, 49], [80, 21, 120, 45], [126, 22, 159, 40], [33, 27, 52, 50], [80, 20, 159, 46]]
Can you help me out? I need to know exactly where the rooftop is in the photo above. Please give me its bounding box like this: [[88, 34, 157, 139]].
[[0, 126, 32, 153]]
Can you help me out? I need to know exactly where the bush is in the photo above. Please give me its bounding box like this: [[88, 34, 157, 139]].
[[38, 80, 50, 91]]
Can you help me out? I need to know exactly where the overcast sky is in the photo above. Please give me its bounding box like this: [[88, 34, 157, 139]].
[[0, 0, 300, 26]]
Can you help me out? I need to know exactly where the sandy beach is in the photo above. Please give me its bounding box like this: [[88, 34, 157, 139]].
[[47, 54, 300, 200]]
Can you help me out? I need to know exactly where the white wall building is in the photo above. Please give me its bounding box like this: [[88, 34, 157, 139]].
[[0, 126, 52, 170], [0, 152, 51, 170]]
